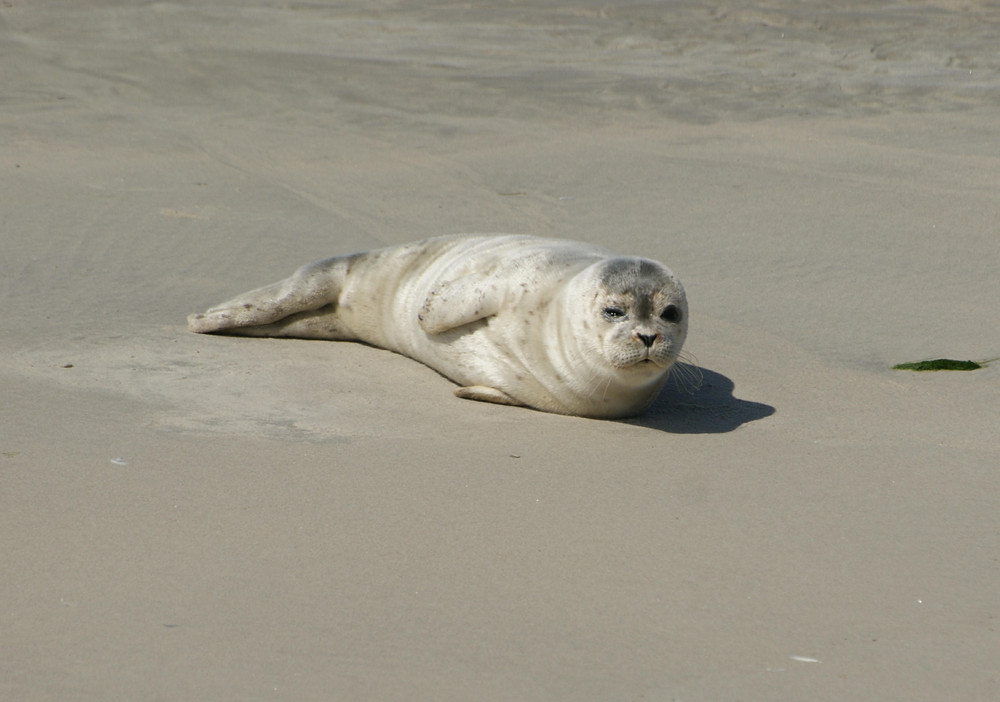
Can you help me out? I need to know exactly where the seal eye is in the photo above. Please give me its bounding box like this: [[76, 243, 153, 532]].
[[660, 305, 681, 323], [602, 306, 626, 320]]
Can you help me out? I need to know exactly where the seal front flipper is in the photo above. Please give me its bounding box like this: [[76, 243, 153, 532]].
[[418, 275, 505, 335], [454, 386, 525, 407]]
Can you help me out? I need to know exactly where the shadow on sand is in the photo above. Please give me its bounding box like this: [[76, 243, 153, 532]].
[[626, 365, 775, 434]]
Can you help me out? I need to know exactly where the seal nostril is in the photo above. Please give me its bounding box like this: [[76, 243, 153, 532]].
[[637, 333, 656, 348]]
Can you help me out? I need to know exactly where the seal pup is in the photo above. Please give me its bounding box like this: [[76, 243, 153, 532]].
[[188, 235, 688, 418]]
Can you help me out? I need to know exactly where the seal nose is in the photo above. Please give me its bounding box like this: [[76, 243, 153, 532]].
[[636, 333, 657, 348]]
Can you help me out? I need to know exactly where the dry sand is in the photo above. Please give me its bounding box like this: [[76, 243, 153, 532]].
[[2, 2, 999, 700]]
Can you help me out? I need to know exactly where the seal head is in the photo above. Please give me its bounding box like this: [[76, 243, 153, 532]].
[[542, 256, 687, 416], [591, 257, 687, 370]]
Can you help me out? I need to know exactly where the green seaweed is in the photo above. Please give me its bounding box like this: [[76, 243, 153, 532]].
[[892, 358, 983, 371]]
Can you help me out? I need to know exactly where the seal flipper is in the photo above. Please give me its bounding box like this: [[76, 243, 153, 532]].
[[454, 386, 525, 407], [418, 276, 505, 335], [187, 255, 357, 340]]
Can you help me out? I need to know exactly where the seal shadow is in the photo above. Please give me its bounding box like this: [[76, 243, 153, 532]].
[[625, 365, 775, 434]]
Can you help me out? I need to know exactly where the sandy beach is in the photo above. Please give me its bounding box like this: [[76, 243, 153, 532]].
[[2, 2, 999, 700]]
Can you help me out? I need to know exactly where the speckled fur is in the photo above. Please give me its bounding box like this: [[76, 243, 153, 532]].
[[188, 235, 688, 418]]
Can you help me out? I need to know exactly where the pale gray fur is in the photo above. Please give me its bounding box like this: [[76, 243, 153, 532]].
[[188, 235, 688, 418]]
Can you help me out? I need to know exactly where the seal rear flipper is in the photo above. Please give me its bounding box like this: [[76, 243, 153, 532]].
[[188, 304, 355, 340], [454, 385, 525, 407], [188, 256, 354, 339]]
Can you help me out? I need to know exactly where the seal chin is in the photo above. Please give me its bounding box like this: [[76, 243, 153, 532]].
[[613, 354, 675, 373], [640, 357, 674, 370]]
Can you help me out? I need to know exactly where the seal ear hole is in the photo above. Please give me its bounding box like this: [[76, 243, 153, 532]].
[[660, 305, 681, 323], [602, 306, 626, 320]]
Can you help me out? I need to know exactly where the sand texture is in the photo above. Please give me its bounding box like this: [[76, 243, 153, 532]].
[[3, 2, 999, 700]]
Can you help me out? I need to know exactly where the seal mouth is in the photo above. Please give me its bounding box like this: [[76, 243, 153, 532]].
[[636, 348, 666, 367]]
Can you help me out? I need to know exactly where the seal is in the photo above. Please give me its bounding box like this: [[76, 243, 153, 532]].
[[187, 235, 688, 418]]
